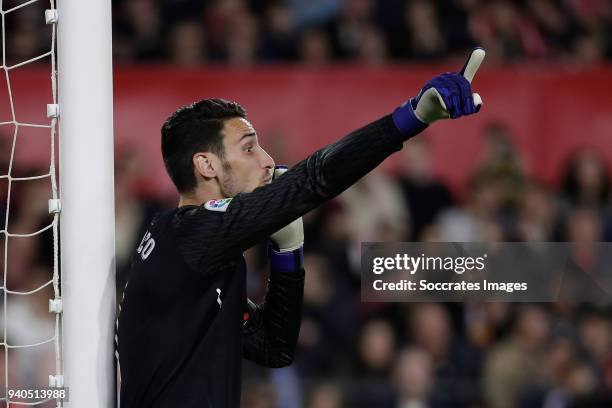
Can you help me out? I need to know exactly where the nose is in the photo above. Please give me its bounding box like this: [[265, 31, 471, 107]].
[[259, 147, 275, 171]]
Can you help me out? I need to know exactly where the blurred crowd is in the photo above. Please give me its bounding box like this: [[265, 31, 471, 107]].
[[1, 0, 611, 407], [5, 0, 612, 66], [109, 0, 612, 65], [3, 118, 612, 407]]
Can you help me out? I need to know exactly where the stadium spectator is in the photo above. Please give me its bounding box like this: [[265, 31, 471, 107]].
[[288, 0, 343, 29], [409, 303, 482, 403], [474, 121, 528, 212], [307, 383, 343, 408], [1, 267, 55, 387], [579, 310, 612, 376], [167, 20, 207, 66], [296, 253, 357, 376], [299, 28, 333, 65], [484, 305, 551, 408], [340, 169, 408, 273], [403, 0, 447, 60], [330, 0, 376, 59], [355, 318, 397, 378], [392, 347, 436, 408], [397, 137, 454, 240], [560, 149, 611, 211], [516, 182, 557, 241], [113, 0, 163, 61], [6, 171, 53, 288], [355, 24, 388, 65], [436, 174, 505, 241], [260, 1, 299, 61]]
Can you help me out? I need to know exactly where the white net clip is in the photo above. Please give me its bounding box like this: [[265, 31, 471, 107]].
[[47, 104, 59, 118], [45, 9, 58, 25], [49, 374, 64, 388], [49, 298, 63, 314], [48, 198, 61, 214]]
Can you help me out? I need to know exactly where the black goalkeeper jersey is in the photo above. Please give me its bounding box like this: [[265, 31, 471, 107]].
[[117, 115, 408, 407]]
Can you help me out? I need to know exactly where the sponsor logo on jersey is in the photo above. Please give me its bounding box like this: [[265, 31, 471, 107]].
[[204, 198, 233, 212]]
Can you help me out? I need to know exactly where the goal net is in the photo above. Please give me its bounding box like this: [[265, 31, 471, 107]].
[[1, 0, 115, 407]]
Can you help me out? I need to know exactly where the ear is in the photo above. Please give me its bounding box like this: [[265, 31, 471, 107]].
[[193, 153, 217, 179]]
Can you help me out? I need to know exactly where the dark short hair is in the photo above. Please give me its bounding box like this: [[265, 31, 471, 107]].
[[161, 98, 247, 193]]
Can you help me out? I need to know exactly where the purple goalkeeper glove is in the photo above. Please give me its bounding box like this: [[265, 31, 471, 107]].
[[392, 47, 485, 136]]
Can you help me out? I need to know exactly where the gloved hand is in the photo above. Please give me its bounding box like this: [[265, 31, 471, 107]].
[[269, 166, 304, 252], [392, 48, 485, 134]]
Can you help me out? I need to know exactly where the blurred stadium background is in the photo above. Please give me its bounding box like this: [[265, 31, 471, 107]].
[[2, 0, 612, 406]]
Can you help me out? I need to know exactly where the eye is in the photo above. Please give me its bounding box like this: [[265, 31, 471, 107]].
[[244, 144, 253, 153]]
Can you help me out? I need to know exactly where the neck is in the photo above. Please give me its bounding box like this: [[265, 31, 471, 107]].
[[178, 185, 225, 207]]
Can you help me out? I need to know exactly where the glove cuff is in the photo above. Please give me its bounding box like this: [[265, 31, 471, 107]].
[[269, 246, 304, 273], [391, 99, 428, 138]]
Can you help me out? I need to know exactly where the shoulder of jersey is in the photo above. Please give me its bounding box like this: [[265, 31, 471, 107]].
[[204, 198, 233, 212]]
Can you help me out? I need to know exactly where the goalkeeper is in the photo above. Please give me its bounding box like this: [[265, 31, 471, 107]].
[[117, 49, 485, 407]]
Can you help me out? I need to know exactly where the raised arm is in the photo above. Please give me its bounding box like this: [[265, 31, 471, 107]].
[[179, 49, 485, 272]]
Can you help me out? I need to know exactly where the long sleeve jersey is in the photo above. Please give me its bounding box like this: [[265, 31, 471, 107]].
[[116, 115, 408, 407]]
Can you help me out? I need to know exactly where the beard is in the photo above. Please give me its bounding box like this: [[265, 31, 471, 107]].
[[219, 159, 237, 198]]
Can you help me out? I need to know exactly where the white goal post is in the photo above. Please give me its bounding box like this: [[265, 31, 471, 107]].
[[57, 0, 116, 406]]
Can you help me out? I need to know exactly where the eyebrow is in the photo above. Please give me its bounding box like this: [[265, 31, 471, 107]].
[[239, 132, 256, 142]]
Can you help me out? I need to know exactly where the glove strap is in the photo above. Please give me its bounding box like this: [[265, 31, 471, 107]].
[[269, 246, 304, 273], [391, 99, 428, 138]]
